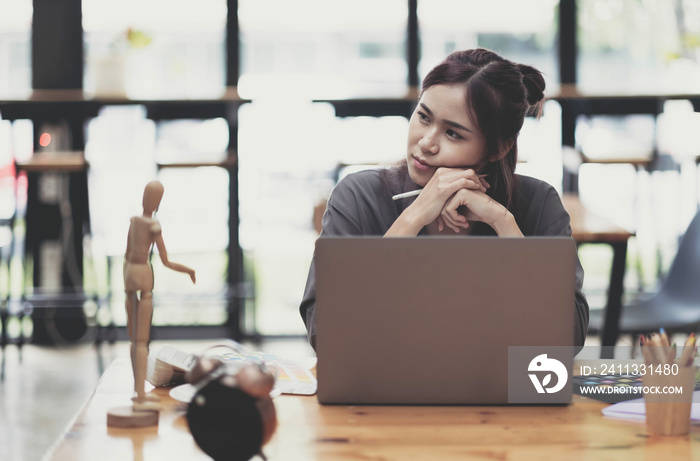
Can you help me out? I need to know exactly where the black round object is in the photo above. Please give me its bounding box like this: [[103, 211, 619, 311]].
[[186, 380, 264, 461]]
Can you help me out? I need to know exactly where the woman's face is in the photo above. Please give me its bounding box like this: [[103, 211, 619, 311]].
[[406, 84, 488, 187]]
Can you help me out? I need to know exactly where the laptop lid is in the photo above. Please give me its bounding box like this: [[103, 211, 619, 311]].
[[315, 236, 576, 405]]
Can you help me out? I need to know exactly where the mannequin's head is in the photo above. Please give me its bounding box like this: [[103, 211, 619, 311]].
[[142, 180, 164, 215]]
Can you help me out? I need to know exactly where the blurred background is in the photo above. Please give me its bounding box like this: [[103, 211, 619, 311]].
[[4, 0, 700, 459], [2, 0, 700, 342]]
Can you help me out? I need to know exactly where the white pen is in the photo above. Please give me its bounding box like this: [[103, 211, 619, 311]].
[[392, 189, 422, 201]]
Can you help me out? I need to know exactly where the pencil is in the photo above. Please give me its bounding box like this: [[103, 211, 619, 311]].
[[665, 344, 676, 365], [659, 328, 672, 361], [392, 189, 422, 201], [640, 335, 657, 365], [647, 333, 666, 364], [679, 333, 696, 366]]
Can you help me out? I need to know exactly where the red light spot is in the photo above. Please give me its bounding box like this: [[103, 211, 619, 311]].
[[39, 132, 51, 147]]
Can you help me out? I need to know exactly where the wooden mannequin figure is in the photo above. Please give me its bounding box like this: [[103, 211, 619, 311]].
[[107, 180, 196, 428]]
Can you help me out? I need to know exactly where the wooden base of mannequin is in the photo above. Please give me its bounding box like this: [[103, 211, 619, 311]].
[[107, 406, 159, 428]]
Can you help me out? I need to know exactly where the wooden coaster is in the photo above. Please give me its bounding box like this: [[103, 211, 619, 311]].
[[107, 406, 159, 428]]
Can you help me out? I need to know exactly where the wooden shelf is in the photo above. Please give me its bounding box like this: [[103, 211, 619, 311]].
[[15, 152, 87, 173], [0, 87, 248, 104], [157, 158, 237, 169]]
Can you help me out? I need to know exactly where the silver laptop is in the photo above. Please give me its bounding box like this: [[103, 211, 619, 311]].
[[315, 237, 576, 405]]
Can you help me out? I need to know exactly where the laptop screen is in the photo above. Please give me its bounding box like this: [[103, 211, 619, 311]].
[[315, 236, 576, 405]]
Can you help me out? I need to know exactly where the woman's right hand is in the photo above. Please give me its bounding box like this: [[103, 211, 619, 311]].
[[385, 167, 488, 236], [413, 167, 488, 224]]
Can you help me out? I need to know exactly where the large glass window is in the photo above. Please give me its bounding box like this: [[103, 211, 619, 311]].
[[578, 0, 700, 92], [419, 0, 559, 88], [0, 0, 32, 97], [83, 0, 227, 99], [85, 106, 231, 327], [238, 0, 408, 98], [238, 100, 409, 335], [238, 0, 409, 335]]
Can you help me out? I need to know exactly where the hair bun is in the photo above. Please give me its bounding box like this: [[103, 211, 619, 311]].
[[518, 64, 545, 116]]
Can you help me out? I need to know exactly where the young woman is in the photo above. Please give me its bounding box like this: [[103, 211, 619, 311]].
[[300, 48, 589, 350]]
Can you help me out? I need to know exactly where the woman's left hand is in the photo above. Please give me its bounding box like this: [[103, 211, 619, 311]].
[[439, 188, 523, 237]]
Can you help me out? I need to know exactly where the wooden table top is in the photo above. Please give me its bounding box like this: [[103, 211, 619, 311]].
[[562, 193, 634, 243], [45, 358, 700, 460]]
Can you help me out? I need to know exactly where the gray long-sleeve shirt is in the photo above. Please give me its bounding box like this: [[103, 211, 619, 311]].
[[300, 167, 589, 351]]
